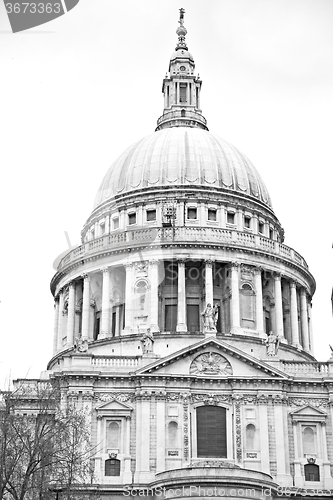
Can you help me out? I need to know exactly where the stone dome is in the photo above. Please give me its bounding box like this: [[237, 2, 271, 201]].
[[94, 127, 272, 210]]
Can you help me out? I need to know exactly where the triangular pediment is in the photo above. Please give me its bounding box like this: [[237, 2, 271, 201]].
[[290, 405, 327, 417], [95, 400, 133, 415], [135, 337, 288, 379]]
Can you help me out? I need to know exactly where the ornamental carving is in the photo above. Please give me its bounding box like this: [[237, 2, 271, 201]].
[[192, 393, 232, 405], [289, 398, 328, 408], [190, 352, 233, 376], [94, 392, 134, 403], [234, 400, 242, 463], [188, 461, 240, 469], [183, 394, 189, 461]]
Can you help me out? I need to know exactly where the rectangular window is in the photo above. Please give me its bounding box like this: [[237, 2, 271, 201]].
[[128, 213, 136, 225], [244, 216, 251, 229], [146, 209, 156, 221], [208, 209, 217, 221], [187, 207, 197, 220], [227, 212, 235, 224], [197, 406, 227, 458], [179, 83, 187, 103], [187, 305, 200, 333], [113, 217, 119, 230], [269, 228, 273, 239], [258, 222, 264, 234], [165, 304, 177, 332]]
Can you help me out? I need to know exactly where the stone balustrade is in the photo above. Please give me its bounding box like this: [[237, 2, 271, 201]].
[[56, 227, 309, 272], [281, 361, 332, 375], [91, 356, 139, 368]]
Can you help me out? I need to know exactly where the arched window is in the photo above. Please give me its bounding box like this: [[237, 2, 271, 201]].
[[107, 421, 120, 450], [197, 406, 227, 458], [168, 421, 179, 448], [302, 426, 315, 455], [304, 463, 320, 482], [246, 424, 256, 450], [105, 458, 120, 476]]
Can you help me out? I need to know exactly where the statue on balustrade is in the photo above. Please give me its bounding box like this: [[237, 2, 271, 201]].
[[141, 328, 154, 354], [264, 331, 280, 356], [201, 303, 219, 332], [74, 337, 88, 353]]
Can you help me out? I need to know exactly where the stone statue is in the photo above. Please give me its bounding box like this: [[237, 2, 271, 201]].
[[201, 303, 218, 332], [264, 331, 279, 356], [141, 328, 154, 354], [74, 337, 88, 353]]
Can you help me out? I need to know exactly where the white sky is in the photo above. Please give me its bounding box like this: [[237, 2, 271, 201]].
[[0, 0, 332, 388]]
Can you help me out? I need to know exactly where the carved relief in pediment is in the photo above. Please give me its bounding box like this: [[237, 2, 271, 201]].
[[190, 351, 233, 376]]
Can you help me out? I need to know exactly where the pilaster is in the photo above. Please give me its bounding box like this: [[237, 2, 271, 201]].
[[176, 259, 187, 332], [149, 260, 160, 333]]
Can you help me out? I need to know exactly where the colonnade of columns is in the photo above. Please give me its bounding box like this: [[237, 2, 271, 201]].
[[53, 260, 313, 356]]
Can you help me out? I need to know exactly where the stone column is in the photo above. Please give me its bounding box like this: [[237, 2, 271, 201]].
[[254, 267, 264, 335], [292, 421, 302, 484], [205, 260, 214, 306], [149, 260, 160, 333], [307, 301, 314, 354], [140, 397, 151, 481], [81, 274, 90, 340], [176, 259, 187, 332], [230, 263, 240, 333], [53, 297, 60, 355], [300, 289, 310, 352], [66, 281, 76, 348], [57, 290, 64, 351], [156, 397, 166, 474], [274, 403, 291, 484], [258, 403, 270, 474], [134, 398, 142, 483], [274, 273, 285, 340], [100, 267, 110, 338], [123, 263, 134, 333], [123, 416, 132, 483], [290, 282, 301, 348]]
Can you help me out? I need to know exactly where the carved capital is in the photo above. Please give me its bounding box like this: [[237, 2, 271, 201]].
[[230, 261, 240, 271], [205, 259, 214, 268], [177, 258, 186, 267], [68, 281, 76, 289], [124, 262, 133, 269], [81, 273, 89, 282], [273, 272, 282, 281], [100, 266, 110, 274], [290, 281, 297, 289], [149, 259, 159, 267]]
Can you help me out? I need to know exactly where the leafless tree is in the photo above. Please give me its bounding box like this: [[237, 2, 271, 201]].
[[0, 380, 95, 500]]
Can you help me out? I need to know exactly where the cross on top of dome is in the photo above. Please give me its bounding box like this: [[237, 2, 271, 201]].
[[176, 8, 188, 50]]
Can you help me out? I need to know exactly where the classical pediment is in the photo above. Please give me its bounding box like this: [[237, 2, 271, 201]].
[[95, 399, 133, 416], [290, 405, 327, 421], [135, 337, 288, 379]]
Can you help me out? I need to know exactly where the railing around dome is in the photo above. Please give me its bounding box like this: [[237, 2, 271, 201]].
[[57, 226, 309, 271]]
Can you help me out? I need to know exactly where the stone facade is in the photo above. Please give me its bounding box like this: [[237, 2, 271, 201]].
[[19, 9, 333, 500]]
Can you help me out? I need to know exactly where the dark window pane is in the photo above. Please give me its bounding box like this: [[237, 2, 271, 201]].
[[227, 213, 235, 224], [197, 406, 227, 458], [208, 209, 217, 221], [188, 208, 197, 219], [147, 209, 156, 221], [105, 458, 120, 476], [304, 464, 319, 481], [128, 213, 136, 225], [165, 305, 177, 331]]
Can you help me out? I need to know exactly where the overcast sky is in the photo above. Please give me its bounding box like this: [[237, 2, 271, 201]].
[[0, 0, 332, 388]]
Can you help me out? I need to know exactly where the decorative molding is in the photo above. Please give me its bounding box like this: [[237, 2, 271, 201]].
[[234, 399, 242, 463], [183, 393, 190, 462], [100, 267, 110, 274], [289, 398, 328, 408], [192, 393, 232, 406]]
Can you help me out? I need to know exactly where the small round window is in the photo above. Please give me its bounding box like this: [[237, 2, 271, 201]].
[[180, 65, 186, 71]]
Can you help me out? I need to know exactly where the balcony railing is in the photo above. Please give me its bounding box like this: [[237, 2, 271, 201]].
[[57, 226, 309, 272], [281, 361, 331, 376]]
